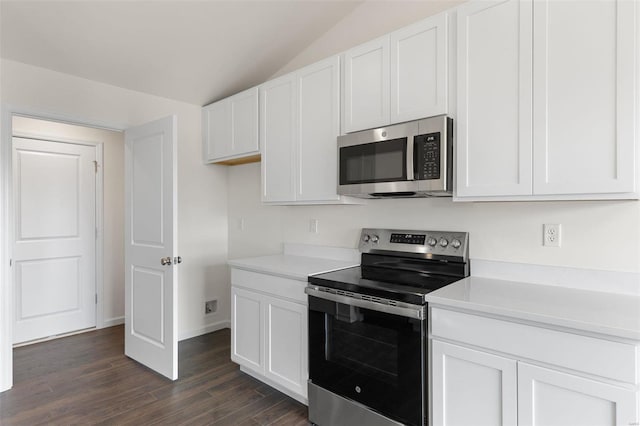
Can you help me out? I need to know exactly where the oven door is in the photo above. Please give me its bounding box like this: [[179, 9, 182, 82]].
[[307, 288, 426, 426]]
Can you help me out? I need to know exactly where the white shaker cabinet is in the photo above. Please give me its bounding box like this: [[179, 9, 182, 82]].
[[230, 269, 308, 404], [261, 56, 345, 204], [343, 36, 390, 133], [455, 0, 533, 197], [343, 12, 451, 133], [231, 286, 264, 372], [432, 340, 517, 426], [457, 0, 638, 200], [264, 295, 308, 399], [202, 87, 259, 163], [260, 74, 297, 203], [532, 0, 636, 195], [430, 307, 640, 426], [518, 362, 638, 426]]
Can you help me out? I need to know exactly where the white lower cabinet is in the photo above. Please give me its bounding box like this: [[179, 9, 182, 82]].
[[264, 296, 307, 399], [230, 269, 308, 403], [430, 307, 639, 426], [432, 340, 517, 426], [518, 363, 638, 426], [231, 287, 264, 372]]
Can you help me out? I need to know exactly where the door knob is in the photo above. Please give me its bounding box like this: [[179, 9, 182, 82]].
[[160, 257, 172, 266], [174, 256, 182, 264]]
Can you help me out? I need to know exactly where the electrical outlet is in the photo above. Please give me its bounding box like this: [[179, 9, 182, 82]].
[[205, 300, 217, 314], [309, 219, 319, 233], [543, 224, 561, 247]]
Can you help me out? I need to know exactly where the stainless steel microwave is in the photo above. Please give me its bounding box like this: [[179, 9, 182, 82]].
[[337, 116, 453, 198]]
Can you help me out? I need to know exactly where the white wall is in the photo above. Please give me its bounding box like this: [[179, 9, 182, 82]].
[[11, 116, 125, 324], [228, 163, 640, 274], [1, 59, 230, 340], [228, 1, 640, 279]]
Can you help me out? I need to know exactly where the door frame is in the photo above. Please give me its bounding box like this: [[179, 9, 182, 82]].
[[1, 105, 118, 392]]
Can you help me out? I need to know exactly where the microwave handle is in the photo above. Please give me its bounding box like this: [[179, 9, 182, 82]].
[[305, 286, 425, 320], [406, 137, 415, 181]]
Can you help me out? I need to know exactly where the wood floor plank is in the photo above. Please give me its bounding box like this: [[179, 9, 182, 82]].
[[0, 325, 309, 425]]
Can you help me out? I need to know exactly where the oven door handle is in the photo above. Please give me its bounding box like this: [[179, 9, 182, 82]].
[[305, 286, 425, 320]]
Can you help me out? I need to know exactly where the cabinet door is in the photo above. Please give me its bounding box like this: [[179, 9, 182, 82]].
[[202, 99, 231, 162], [297, 56, 341, 202], [343, 36, 390, 133], [390, 13, 448, 124], [264, 296, 308, 399], [532, 0, 636, 195], [432, 340, 517, 426], [231, 287, 264, 373], [518, 362, 638, 426], [456, 0, 533, 197], [230, 87, 259, 157], [260, 75, 297, 202]]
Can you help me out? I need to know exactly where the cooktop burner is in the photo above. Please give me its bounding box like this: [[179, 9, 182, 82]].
[[308, 228, 470, 305]]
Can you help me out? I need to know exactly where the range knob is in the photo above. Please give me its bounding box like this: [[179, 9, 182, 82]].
[[371, 235, 379, 243], [451, 239, 462, 249], [427, 237, 437, 247], [439, 238, 449, 247], [362, 234, 371, 242]]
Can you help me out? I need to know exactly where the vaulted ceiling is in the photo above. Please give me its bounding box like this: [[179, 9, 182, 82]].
[[0, 1, 363, 105]]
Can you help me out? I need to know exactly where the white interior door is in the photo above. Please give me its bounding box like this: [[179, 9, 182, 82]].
[[12, 137, 97, 344], [124, 116, 178, 380]]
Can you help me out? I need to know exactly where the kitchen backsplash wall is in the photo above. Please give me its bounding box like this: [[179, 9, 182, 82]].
[[228, 163, 640, 275]]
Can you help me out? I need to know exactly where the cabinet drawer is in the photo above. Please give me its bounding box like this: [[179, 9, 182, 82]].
[[231, 269, 307, 304], [431, 307, 638, 384]]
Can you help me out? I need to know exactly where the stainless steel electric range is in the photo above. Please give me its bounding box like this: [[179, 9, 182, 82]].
[[305, 228, 470, 426]]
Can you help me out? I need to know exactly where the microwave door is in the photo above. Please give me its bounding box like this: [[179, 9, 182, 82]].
[[338, 137, 409, 186]]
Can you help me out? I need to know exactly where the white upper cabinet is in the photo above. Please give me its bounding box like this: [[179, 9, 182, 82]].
[[296, 57, 341, 202], [456, 0, 533, 197], [390, 12, 449, 124], [343, 36, 390, 133], [457, 0, 638, 200], [260, 75, 297, 203], [532, 0, 636, 195], [202, 86, 259, 164], [261, 56, 344, 204], [343, 12, 451, 133]]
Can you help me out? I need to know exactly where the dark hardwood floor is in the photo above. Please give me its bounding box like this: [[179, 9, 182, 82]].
[[0, 326, 308, 425]]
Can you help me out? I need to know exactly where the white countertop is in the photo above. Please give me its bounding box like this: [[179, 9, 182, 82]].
[[228, 254, 358, 281], [426, 277, 640, 341]]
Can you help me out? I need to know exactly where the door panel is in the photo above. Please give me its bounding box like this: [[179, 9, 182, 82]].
[[532, 0, 636, 194], [231, 286, 263, 372], [125, 116, 177, 380], [432, 340, 518, 426], [518, 362, 637, 426], [456, 0, 533, 196], [12, 137, 96, 344]]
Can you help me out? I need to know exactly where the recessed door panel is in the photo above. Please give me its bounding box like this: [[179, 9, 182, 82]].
[[16, 257, 80, 319], [132, 135, 164, 247], [131, 266, 164, 346], [15, 150, 80, 240]]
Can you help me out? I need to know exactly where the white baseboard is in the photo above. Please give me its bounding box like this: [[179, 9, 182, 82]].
[[179, 320, 230, 341], [102, 316, 124, 328]]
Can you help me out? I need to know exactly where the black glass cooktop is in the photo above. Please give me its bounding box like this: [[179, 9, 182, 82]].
[[308, 258, 464, 305]]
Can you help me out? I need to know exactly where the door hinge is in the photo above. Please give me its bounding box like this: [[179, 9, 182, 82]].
[[95, 293, 98, 304], [93, 160, 99, 174], [9, 259, 12, 267], [95, 227, 98, 239]]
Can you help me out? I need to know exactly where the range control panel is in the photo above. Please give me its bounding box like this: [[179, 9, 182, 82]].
[[359, 228, 469, 261]]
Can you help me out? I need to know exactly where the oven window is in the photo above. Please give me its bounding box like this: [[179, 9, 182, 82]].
[[339, 138, 407, 185], [329, 312, 399, 385], [308, 296, 425, 426]]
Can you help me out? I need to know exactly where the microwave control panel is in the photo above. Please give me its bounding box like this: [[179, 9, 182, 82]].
[[414, 132, 440, 180]]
